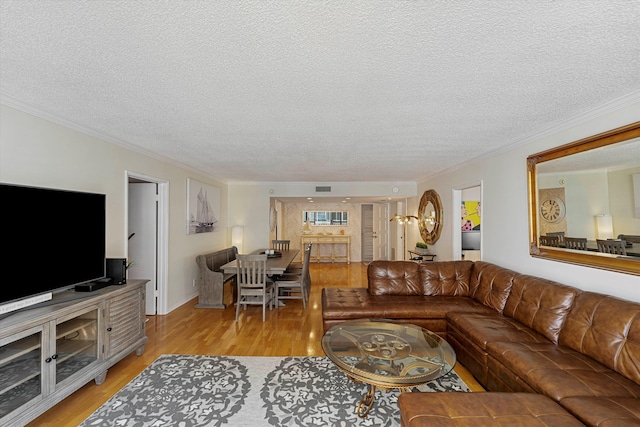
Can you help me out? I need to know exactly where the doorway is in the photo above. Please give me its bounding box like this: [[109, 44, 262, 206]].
[[126, 172, 169, 315], [361, 203, 390, 262], [452, 182, 482, 261]]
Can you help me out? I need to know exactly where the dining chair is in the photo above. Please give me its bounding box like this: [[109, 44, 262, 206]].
[[617, 234, 640, 243], [596, 239, 627, 256], [235, 254, 275, 322], [564, 237, 588, 251], [282, 243, 312, 274], [272, 239, 290, 251], [274, 243, 311, 308], [546, 231, 565, 246], [539, 235, 560, 247]]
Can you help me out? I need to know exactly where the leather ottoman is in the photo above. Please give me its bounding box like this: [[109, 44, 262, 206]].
[[398, 392, 585, 426]]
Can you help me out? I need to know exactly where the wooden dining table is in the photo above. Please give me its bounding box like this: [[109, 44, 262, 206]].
[[220, 249, 300, 276]]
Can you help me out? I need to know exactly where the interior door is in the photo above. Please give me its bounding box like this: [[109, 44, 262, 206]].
[[361, 205, 374, 262], [373, 203, 389, 260], [128, 182, 157, 315]]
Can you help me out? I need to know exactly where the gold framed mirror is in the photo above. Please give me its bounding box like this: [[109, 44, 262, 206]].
[[527, 121, 640, 276], [418, 189, 443, 244]]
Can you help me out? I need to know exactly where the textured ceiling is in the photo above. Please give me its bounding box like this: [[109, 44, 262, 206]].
[[1, 1, 639, 183]]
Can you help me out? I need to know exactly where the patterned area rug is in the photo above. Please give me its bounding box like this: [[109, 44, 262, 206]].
[[79, 354, 469, 427]]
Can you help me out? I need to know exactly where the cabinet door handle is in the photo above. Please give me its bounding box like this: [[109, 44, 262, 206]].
[[45, 357, 53, 363], [51, 354, 58, 360], [107, 327, 113, 331]]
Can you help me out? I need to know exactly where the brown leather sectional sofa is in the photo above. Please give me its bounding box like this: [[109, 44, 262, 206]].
[[321, 260, 640, 426]]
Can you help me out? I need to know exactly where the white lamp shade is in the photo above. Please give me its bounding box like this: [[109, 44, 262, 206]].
[[595, 215, 613, 239], [231, 225, 244, 253]]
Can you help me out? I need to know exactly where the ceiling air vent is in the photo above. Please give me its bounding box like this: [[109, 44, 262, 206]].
[[315, 186, 332, 193]]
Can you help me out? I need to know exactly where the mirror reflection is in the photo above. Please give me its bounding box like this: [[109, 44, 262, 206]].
[[528, 122, 640, 276], [303, 211, 348, 226], [536, 137, 639, 256]]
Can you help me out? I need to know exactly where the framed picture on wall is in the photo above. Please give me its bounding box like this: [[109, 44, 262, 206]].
[[187, 178, 220, 234], [461, 201, 481, 231]]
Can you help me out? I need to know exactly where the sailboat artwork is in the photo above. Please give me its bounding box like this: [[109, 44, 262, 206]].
[[187, 179, 221, 234]]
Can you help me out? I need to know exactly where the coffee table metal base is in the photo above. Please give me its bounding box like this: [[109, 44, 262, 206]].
[[357, 381, 376, 418], [343, 373, 420, 417]]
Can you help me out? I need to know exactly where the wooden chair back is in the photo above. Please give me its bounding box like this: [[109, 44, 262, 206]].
[[546, 231, 565, 245], [565, 237, 588, 251], [617, 234, 640, 243], [596, 239, 627, 256], [302, 243, 312, 296], [539, 235, 560, 247], [235, 254, 274, 322], [272, 239, 290, 251], [275, 243, 312, 308]]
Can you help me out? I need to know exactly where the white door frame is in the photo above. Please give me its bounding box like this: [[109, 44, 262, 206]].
[[125, 171, 169, 315], [452, 181, 483, 261]]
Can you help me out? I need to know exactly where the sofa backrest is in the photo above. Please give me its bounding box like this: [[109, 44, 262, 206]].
[[367, 261, 422, 295], [418, 261, 473, 296], [469, 262, 517, 314], [503, 275, 579, 344], [559, 292, 640, 385]]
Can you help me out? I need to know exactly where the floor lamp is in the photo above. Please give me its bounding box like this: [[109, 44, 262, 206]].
[[390, 215, 418, 260]]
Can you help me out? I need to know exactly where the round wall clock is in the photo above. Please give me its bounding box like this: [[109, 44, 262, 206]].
[[540, 196, 566, 223], [269, 205, 277, 232]]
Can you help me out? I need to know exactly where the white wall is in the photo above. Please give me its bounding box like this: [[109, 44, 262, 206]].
[[0, 105, 229, 312], [417, 101, 640, 302]]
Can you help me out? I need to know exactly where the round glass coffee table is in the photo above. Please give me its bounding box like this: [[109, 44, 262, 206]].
[[322, 319, 456, 417]]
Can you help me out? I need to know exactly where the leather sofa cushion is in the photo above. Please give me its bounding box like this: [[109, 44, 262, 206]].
[[447, 312, 552, 350], [503, 274, 579, 344], [367, 261, 422, 295], [560, 396, 640, 427], [417, 260, 473, 296], [367, 260, 474, 297], [322, 288, 492, 320], [469, 261, 517, 314], [398, 392, 585, 427], [487, 341, 640, 401], [447, 312, 553, 387], [559, 292, 640, 385]]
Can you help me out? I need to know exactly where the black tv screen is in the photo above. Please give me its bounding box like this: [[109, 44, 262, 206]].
[[462, 230, 481, 250], [0, 183, 106, 304]]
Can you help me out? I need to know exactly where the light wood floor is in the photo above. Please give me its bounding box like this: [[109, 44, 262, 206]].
[[28, 262, 484, 426]]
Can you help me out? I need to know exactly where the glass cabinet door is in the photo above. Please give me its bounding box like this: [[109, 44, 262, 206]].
[[54, 308, 99, 385], [0, 327, 43, 418]]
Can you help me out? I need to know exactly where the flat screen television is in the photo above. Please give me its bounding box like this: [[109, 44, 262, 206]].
[[0, 183, 106, 312], [462, 230, 481, 250]]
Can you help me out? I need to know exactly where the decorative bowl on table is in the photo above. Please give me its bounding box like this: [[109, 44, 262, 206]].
[[260, 250, 282, 258]]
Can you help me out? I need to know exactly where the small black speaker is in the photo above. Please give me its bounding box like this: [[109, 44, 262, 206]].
[[106, 258, 127, 285]]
